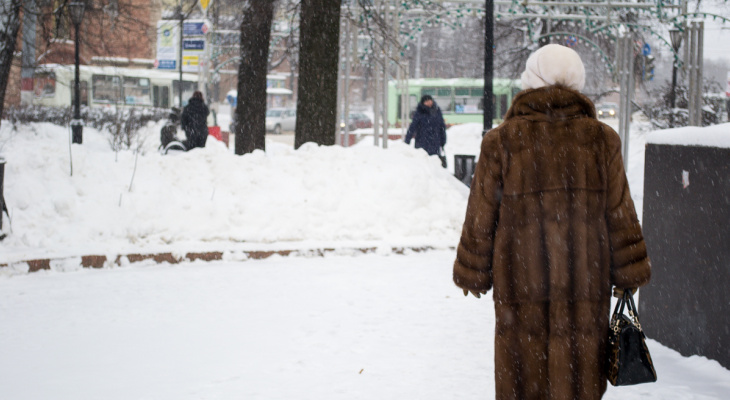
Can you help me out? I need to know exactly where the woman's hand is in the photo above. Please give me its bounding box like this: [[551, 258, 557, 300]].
[[613, 287, 638, 298], [463, 289, 487, 298]]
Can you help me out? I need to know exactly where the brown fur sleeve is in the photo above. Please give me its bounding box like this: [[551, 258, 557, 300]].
[[604, 129, 651, 289], [453, 130, 503, 292]]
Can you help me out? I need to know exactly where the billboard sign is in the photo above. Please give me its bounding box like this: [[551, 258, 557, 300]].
[[183, 22, 207, 37], [183, 39, 205, 51], [156, 21, 178, 70], [157, 59, 176, 70], [156, 19, 209, 72]]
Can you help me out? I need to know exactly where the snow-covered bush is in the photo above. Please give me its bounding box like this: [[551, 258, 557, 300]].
[[2, 105, 169, 150], [645, 79, 725, 129]]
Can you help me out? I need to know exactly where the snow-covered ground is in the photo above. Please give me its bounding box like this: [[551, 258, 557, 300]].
[[2, 251, 730, 399], [2, 116, 730, 399]]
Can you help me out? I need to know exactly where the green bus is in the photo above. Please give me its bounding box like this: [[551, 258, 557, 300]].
[[387, 77, 522, 126]]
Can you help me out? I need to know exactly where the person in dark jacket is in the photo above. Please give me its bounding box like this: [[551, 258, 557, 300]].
[[405, 95, 447, 158], [159, 107, 180, 150], [181, 91, 210, 150], [453, 44, 651, 400]]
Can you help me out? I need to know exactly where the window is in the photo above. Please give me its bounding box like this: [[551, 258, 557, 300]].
[[33, 72, 56, 98], [267, 78, 286, 89], [153, 86, 170, 108], [454, 87, 482, 114], [92, 75, 123, 104], [123, 77, 152, 106], [266, 109, 282, 117]]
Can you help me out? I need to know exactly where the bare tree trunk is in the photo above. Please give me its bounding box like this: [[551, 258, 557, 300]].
[[235, 0, 276, 155], [294, 0, 340, 149], [0, 0, 22, 125]]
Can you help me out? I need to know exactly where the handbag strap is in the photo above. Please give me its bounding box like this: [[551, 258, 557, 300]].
[[611, 291, 627, 318], [612, 290, 644, 332]]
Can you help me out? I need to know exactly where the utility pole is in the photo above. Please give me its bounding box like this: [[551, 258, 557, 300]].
[[382, 0, 392, 149], [483, 0, 494, 134], [178, 0, 184, 108], [617, 35, 634, 164], [20, 0, 36, 105], [343, 14, 352, 147], [687, 21, 704, 126], [414, 31, 422, 79]]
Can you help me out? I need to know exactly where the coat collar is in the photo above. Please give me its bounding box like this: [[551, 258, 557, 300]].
[[504, 85, 596, 122]]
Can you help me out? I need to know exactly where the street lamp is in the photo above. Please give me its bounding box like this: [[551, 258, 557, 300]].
[[669, 28, 683, 128], [69, 1, 86, 144]]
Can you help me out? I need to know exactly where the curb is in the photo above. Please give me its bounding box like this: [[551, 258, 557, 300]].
[[1, 246, 452, 274]]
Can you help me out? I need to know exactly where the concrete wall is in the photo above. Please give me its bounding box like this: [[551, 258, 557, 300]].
[[641, 143, 730, 369]]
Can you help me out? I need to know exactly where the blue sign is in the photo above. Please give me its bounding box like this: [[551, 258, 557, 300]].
[[157, 59, 176, 70], [642, 43, 651, 56], [183, 22, 206, 36], [183, 39, 205, 51]]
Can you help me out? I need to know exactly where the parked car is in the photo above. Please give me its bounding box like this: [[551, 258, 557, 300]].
[[597, 103, 618, 119], [266, 108, 296, 134], [349, 112, 372, 130], [340, 112, 373, 130]]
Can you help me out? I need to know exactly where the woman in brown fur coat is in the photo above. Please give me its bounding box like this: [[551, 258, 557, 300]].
[[453, 44, 651, 400]]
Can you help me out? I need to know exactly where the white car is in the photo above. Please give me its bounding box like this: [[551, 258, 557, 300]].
[[265, 108, 296, 134]]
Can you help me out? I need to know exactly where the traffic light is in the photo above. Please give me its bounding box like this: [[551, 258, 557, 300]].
[[644, 55, 655, 81]]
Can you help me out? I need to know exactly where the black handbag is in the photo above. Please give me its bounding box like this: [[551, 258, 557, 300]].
[[607, 290, 658, 386], [438, 147, 447, 169]]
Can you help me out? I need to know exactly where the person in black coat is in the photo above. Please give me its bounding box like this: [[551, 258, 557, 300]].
[[181, 91, 210, 150], [405, 95, 447, 159]]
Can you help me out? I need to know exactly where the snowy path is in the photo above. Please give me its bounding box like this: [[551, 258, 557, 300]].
[[2, 251, 729, 399]]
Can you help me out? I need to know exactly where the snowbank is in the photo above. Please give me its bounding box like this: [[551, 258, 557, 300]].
[[645, 123, 730, 148], [0, 121, 468, 261]]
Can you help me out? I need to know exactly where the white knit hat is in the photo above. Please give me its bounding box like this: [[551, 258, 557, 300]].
[[520, 44, 586, 91]]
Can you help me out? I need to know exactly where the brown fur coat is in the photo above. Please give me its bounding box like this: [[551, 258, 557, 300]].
[[453, 86, 651, 400]]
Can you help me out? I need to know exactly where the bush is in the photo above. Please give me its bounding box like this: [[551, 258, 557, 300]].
[[645, 79, 725, 129], [2, 105, 170, 150]]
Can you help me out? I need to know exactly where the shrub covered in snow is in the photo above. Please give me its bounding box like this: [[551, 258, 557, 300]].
[[644, 79, 725, 129], [2, 105, 169, 150]]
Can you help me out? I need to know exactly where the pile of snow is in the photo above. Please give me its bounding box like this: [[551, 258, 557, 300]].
[[0, 121, 468, 261], [5, 117, 715, 261], [645, 123, 730, 148]]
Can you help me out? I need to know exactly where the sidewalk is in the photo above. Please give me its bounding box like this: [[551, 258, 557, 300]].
[[2, 251, 729, 399]]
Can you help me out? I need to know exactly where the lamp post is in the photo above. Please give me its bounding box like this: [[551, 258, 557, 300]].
[[69, 1, 86, 144], [483, 0, 494, 135], [669, 28, 683, 128]]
